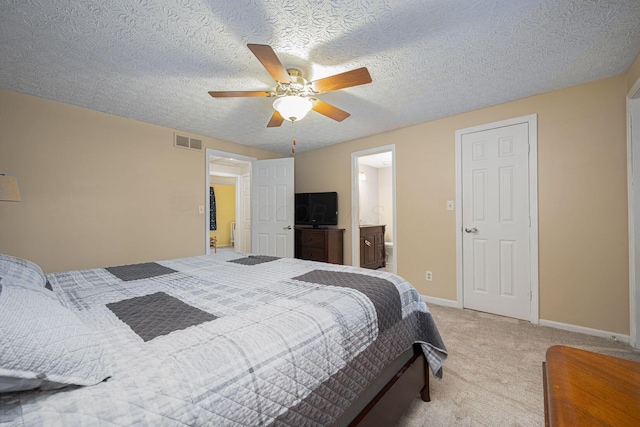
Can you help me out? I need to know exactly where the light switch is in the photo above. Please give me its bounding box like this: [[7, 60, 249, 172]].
[[446, 200, 454, 211], [198, 205, 205, 214]]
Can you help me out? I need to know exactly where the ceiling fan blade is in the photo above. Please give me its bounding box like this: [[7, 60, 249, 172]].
[[311, 99, 351, 122], [267, 110, 285, 127], [311, 67, 372, 94], [247, 44, 292, 84], [208, 91, 272, 98]]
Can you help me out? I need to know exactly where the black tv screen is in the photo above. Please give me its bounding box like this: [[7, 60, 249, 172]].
[[295, 192, 338, 227]]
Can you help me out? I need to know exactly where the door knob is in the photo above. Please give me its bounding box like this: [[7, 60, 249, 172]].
[[283, 225, 292, 230], [464, 227, 478, 234]]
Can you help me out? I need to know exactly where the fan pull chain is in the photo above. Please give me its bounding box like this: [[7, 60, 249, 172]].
[[291, 119, 297, 153]]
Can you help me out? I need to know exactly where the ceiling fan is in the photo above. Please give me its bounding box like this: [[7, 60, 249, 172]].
[[208, 44, 372, 128]]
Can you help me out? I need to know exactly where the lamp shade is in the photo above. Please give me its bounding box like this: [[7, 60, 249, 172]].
[[273, 96, 312, 122], [0, 175, 21, 202]]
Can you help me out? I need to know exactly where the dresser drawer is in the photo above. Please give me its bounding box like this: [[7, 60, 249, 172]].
[[295, 228, 344, 265], [296, 230, 326, 248], [298, 247, 326, 261]]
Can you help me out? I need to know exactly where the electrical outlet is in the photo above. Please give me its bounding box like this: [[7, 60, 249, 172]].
[[425, 271, 433, 281]]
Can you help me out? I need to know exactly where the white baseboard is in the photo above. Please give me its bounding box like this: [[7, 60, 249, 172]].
[[421, 296, 630, 343], [539, 319, 630, 344], [421, 295, 459, 308]]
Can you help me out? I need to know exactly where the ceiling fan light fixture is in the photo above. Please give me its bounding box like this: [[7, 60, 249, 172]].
[[273, 96, 312, 122]]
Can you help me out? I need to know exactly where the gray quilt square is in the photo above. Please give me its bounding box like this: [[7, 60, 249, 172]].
[[293, 270, 402, 332], [106, 262, 177, 282], [106, 292, 216, 342], [228, 255, 280, 266]]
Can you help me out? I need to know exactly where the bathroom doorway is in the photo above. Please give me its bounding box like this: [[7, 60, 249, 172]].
[[351, 145, 396, 274], [206, 149, 254, 254]]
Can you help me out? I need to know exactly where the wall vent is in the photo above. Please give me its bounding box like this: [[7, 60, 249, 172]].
[[174, 133, 203, 151]]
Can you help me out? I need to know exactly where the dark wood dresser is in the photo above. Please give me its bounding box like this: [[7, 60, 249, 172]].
[[295, 228, 345, 265], [543, 345, 640, 426], [360, 225, 386, 269]]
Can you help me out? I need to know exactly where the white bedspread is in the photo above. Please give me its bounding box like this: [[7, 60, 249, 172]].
[[0, 252, 446, 426]]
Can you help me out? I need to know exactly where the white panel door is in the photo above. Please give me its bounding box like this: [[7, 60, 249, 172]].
[[251, 158, 294, 257], [462, 122, 530, 320], [234, 174, 251, 252]]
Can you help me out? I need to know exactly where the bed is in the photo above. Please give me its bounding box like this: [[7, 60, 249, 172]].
[[0, 251, 447, 426]]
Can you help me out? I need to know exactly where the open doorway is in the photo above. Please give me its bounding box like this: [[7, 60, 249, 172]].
[[351, 145, 396, 274], [206, 149, 254, 255]]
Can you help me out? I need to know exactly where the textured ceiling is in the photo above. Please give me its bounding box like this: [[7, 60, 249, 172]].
[[1, 0, 640, 155]]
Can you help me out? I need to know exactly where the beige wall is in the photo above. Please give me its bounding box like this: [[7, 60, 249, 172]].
[[295, 75, 629, 335], [358, 164, 379, 226], [0, 72, 632, 335], [378, 166, 393, 243], [0, 89, 281, 273]]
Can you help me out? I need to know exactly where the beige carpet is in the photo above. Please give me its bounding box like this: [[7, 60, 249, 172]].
[[396, 304, 640, 427]]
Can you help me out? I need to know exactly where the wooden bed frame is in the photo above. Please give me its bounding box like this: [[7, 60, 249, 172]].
[[349, 345, 430, 426]]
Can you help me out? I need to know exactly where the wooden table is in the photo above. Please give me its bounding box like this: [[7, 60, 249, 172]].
[[543, 345, 640, 426]]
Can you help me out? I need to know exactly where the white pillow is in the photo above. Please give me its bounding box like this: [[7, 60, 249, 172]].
[[0, 278, 112, 392], [0, 253, 46, 288]]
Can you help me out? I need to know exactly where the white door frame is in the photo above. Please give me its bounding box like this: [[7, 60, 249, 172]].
[[455, 114, 539, 323], [351, 144, 397, 273], [627, 76, 640, 349], [238, 173, 251, 253], [205, 149, 256, 255]]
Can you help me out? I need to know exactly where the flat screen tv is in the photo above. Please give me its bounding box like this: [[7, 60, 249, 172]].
[[295, 192, 338, 228]]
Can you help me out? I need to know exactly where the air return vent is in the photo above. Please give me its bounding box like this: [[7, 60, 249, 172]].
[[174, 133, 203, 151]]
